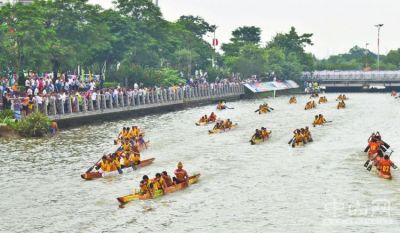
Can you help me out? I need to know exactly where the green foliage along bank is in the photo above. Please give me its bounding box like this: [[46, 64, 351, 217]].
[[0, 111, 51, 137]]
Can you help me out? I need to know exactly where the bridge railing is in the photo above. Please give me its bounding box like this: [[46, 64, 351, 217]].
[[302, 71, 400, 81]]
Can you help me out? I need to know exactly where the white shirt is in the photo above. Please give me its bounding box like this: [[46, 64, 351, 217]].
[[35, 95, 42, 104], [91, 92, 97, 101]]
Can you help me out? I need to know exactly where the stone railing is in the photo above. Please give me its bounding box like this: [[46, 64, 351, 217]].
[[27, 84, 244, 119]]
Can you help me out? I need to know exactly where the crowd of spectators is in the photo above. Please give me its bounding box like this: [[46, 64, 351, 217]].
[[0, 71, 242, 118]]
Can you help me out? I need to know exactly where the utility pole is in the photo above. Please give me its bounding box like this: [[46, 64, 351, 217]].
[[374, 24, 384, 72], [155, 0, 159, 6]]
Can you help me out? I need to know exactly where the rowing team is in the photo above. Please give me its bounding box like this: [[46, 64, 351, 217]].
[[318, 96, 328, 104], [336, 94, 348, 101], [289, 127, 313, 147], [304, 100, 317, 110], [251, 127, 271, 141], [289, 96, 297, 104], [337, 100, 346, 109], [198, 112, 217, 123], [212, 119, 234, 130], [138, 162, 189, 196], [364, 132, 397, 179], [313, 114, 327, 127], [96, 150, 141, 173], [115, 126, 145, 145], [217, 101, 227, 110], [256, 104, 273, 114]]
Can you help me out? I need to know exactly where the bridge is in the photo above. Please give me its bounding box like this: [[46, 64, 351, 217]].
[[302, 71, 400, 91]]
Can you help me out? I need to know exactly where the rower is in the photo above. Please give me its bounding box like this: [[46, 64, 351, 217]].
[[224, 119, 233, 129], [131, 143, 140, 154], [300, 128, 307, 143], [318, 114, 327, 124], [161, 171, 173, 187], [260, 127, 270, 139], [96, 155, 110, 172], [213, 122, 221, 130], [377, 155, 397, 178], [132, 151, 141, 165], [109, 153, 123, 174], [304, 127, 313, 142], [312, 115, 320, 126], [252, 129, 262, 140], [200, 115, 208, 123], [139, 175, 152, 195], [151, 173, 165, 193], [137, 134, 146, 147], [366, 138, 380, 159], [122, 139, 132, 154], [208, 112, 217, 122], [173, 162, 188, 184], [217, 101, 226, 109], [292, 129, 305, 147]]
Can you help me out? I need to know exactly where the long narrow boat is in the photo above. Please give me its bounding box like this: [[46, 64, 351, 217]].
[[81, 158, 155, 180], [209, 124, 238, 134], [117, 174, 201, 204], [250, 133, 271, 145], [258, 108, 268, 114]]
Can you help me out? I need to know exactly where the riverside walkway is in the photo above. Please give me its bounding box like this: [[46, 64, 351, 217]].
[[29, 83, 244, 126]]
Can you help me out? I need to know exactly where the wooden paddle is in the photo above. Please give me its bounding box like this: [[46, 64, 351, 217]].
[[86, 157, 102, 173]]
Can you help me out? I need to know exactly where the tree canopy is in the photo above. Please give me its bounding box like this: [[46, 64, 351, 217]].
[[1, 1, 399, 85]]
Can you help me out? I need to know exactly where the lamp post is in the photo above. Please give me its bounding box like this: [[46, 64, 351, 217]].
[[374, 24, 383, 72], [364, 43, 369, 69]]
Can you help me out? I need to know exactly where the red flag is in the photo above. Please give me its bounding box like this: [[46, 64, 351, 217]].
[[212, 38, 219, 46]]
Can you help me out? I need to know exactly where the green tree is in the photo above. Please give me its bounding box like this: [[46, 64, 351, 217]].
[[231, 26, 261, 44], [228, 44, 266, 78], [267, 26, 314, 70], [385, 49, 400, 68], [222, 26, 261, 57], [177, 15, 216, 38]]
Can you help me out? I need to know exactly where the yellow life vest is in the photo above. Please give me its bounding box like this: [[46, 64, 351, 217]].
[[99, 161, 109, 172]]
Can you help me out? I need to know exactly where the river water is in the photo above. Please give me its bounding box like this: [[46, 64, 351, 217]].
[[1, 93, 400, 233]]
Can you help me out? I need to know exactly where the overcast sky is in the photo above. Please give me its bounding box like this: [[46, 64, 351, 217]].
[[89, 0, 400, 58]]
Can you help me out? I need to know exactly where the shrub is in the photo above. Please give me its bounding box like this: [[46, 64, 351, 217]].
[[0, 109, 15, 120], [15, 112, 51, 137]]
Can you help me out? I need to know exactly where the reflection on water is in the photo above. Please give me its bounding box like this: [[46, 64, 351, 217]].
[[1, 93, 400, 232]]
